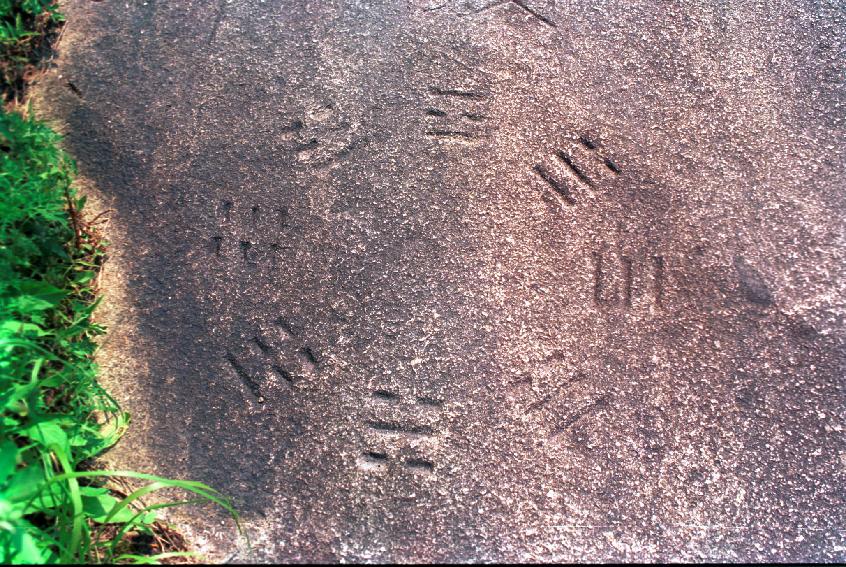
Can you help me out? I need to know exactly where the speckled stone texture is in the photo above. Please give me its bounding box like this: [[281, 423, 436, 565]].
[[35, 0, 845, 562]]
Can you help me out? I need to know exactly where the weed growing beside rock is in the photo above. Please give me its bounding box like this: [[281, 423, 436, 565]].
[[0, 0, 62, 103]]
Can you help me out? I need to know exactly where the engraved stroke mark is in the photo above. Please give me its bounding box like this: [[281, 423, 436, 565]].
[[224, 317, 319, 403], [733, 256, 773, 307], [527, 371, 586, 413], [592, 250, 664, 311], [282, 103, 367, 168], [444, 0, 557, 27], [210, 200, 289, 266], [513, 370, 610, 445], [208, 0, 227, 44], [356, 389, 444, 476], [424, 86, 491, 144], [548, 394, 611, 439], [511, 0, 556, 27], [532, 134, 620, 206]]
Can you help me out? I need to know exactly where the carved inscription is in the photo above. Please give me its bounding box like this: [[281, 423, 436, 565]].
[[533, 134, 620, 205], [513, 369, 610, 447], [592, 250, 664, 311], [431, 0, 557, 27], [357, 389, 443, 476], [424, 86, 490, 143], [210, 200, 288, 266], [224, 317, 318, 403], [277, 100, 367, 167]]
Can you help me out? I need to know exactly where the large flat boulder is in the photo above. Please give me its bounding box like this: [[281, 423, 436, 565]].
[[36, 0, 845, 561]]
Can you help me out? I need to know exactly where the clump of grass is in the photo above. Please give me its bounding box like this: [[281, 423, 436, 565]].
[[0, 2, 240, 564], [0, 0, 63, 103], [0, 107, 238, 565]]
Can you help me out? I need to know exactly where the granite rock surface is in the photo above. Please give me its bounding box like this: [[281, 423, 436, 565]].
[[35, 0, 846, 561]]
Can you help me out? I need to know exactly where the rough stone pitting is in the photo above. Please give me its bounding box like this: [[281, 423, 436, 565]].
[[34, 0, 845, 562]]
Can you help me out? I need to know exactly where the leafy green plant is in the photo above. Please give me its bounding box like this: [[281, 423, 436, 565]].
[[0, 0, 63, 103], [0, 69, 239, 567]]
